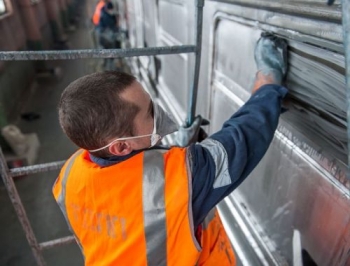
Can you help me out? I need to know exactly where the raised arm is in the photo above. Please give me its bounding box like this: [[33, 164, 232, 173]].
[[189, 34, 289, 227]]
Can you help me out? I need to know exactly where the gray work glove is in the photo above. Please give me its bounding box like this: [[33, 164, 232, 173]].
[[176, 115, 203, 147], [254, 33, 288, 85]]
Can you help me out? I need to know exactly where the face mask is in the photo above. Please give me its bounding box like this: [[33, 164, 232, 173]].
[[89, 101, 178, 152], [151, 101, 178, 145]]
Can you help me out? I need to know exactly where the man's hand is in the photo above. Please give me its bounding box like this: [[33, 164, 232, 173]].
[[176, 115, 204, 147], [254, 33, 288, 87]]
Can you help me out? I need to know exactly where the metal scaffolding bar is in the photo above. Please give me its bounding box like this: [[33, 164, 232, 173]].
[[0, 45, 196, 61], [187, 0, 205, 126], [343, 0, 350, 178], [10, 161, 65, 177], [0, 148, 46, 266], [39, 236, 75, 250]]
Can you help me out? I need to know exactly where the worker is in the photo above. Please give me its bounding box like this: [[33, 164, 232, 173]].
[[53, 33, 288, 265], [98, 2, 122, 70], [91, 0, 110, 48]]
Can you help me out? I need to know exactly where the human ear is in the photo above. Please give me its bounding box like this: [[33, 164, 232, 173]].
[[108, 141, 133, 156]]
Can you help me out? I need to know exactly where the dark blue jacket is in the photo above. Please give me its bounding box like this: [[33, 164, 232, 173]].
[[98, 8, 118, 31]]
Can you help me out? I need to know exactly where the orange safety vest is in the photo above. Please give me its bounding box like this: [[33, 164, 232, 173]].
[[53, 148, 236, 265], [92, 1, 105, 26]]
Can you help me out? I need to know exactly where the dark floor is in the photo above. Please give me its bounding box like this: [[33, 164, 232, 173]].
[[0, 1, 104, 265]]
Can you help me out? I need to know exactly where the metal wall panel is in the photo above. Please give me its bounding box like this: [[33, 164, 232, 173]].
[[143, 0, 158, 48], [206, 4, 350, 265], [139, 0, 156, 75], [157, 0, 191, 122], [122, 1, 350, 264], [159, 0, 188, 44]]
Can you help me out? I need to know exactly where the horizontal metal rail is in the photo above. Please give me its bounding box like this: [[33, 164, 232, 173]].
[[10, 161, 65, 177], [0, 45, 196, 61], [39, 236, 75, 250]]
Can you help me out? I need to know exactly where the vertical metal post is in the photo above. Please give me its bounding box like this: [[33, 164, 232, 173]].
[[0, 148, 46, 266], [186, 0, 205, 126], [343, 0, 350, 179]]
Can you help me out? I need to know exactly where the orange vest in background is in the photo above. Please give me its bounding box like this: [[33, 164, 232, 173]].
[[53, 148, 236, 265], [92, 1, 105, 26]]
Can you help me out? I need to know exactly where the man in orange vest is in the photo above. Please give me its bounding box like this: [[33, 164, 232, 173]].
[[91, 0, 110, 48], [53, 34, 288, 265]]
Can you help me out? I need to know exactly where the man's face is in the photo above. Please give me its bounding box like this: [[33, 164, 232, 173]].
[[120, 81, 155, 149]]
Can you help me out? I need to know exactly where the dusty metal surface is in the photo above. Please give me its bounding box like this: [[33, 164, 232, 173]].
[[207, 2, 344, 53], [211, 0, 342, 22], [209, 9, 348, 183], [122, 0, 350, 265], [205, 4, 349, 264]]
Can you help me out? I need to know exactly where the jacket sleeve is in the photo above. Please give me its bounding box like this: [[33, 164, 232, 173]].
[[189, 84, 288, 227]]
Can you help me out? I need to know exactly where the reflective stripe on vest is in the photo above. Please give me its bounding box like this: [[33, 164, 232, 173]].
[[143, 150, 167, 265], [55, 150, 85, 256]]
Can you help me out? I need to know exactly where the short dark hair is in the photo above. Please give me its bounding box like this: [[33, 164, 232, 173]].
[[58, 71, 138, 157]]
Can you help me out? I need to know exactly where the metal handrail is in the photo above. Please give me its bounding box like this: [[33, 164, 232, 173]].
[[0, 45, 196, 61], [10, 161, 65, 177]]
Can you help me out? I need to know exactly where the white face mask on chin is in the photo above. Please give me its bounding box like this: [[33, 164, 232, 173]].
[[89, 101, 178, 152]]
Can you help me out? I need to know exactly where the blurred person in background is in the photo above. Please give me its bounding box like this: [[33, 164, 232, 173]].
[[98, 2, 122, 70]]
